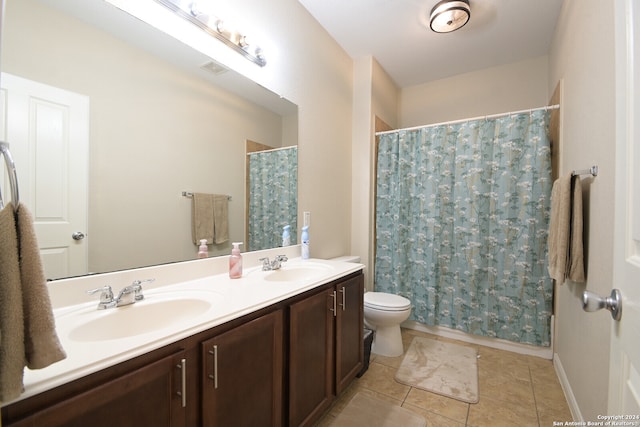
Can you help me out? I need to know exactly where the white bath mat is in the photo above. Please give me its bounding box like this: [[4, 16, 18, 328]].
[[330, 392, 426, 427], [395, 337, 479, 403]]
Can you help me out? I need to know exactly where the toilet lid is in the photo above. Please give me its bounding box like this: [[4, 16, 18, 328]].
[[364, 292, 411, 311]]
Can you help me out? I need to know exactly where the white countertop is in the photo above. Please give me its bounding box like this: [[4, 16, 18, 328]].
[[6, 249, 364, 406]]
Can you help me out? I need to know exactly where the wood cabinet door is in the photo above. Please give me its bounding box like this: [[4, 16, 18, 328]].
[[335, 275, 364, 394], [201, 309, 284, 427], [288, 286, 334, 427], [6, 350, 188, 427]]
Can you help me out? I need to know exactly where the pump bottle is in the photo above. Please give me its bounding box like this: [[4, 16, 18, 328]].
[[229, 242, 243, 279], [301, 226, 310, 259], [282, 225, 291, 247], [197, 239, 208, 259]]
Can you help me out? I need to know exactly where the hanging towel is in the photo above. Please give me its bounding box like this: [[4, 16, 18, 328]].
[[192, 193, 215, 245], [212, 195, 229, 244], [16, 203, 66, 369], [567, 177, 586, 282], [191, 193, 229, 245], [548, 174, 585, 283], [0, 203, 26, 401]]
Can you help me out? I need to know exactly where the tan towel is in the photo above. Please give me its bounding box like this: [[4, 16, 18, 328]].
[[16, 203, 66, 369], [548, 174, 585, 283], [212, 195, 229, 244], [192, 193, 215, 244], [191, 193, 229, 245], [0, 203, 26, 401], [567, 178, 585, 282]]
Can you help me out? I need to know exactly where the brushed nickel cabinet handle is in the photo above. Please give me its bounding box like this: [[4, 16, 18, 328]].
[[329, 291, 337, 317], [176, 358, 187, 408], [208, 345, 219, 389]]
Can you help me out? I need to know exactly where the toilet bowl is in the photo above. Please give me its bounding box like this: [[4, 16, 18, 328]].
[[363, 292, 412, 357]]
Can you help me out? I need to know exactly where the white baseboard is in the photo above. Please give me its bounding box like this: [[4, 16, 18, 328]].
[[553, 353, 581, 421], [402, 317, 554, 359]]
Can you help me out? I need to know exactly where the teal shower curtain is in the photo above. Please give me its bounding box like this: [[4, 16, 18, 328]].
[[248, 147, 298, 251], [375, 109, 553, 346]]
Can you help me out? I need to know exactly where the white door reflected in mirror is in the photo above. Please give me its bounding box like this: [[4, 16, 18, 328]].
[[1, 73, 89, 279]]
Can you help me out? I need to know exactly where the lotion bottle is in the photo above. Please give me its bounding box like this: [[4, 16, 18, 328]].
[[229, 242, 243, 279], [197, 239, 208, 259], [282, 225, 291, 247], [301, 226, 310, 259]]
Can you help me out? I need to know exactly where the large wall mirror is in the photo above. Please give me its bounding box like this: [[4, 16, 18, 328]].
[[0, 0, 298, 280]]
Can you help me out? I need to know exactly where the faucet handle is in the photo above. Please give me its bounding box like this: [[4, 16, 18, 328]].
[[130, 278, 154, 301], [87, 286, 114, 309], [259, 257, 271, 270], [275, 255, 288, 262], [87, 285, 113, 302], [132, 278, 155, 286]]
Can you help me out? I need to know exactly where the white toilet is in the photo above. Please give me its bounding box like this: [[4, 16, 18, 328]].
[[363, 292, 412, 357]]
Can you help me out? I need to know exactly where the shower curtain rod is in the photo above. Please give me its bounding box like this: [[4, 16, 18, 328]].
[[246, 145, 297, 155], [375, 104, 560, 136]]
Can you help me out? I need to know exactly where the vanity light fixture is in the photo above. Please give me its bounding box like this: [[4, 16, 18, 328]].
[[154, 0, 266, 66], [429, 0, 471, 33]]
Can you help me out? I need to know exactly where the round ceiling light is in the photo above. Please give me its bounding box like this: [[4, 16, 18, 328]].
[[429, 0, 471, 33]]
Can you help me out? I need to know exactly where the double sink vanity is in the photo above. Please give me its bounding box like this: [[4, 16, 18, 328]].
[[1, 247, 365, 427]]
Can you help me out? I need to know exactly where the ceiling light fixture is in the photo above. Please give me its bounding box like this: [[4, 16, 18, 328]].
[[154, 0, 266, 66], [429, 0, 471, 33]]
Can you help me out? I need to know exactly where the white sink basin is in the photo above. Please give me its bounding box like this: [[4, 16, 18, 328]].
[[57, 292, 220, 342], [262, 262, 333, 282]]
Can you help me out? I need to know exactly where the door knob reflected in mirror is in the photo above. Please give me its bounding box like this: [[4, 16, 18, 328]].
[[582, 289, 622, 321], [72, 231, 85, 241]]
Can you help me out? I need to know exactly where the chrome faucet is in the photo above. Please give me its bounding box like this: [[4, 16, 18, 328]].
[[87, 285, 115, 310], [259, 255, 288, 271], [115, 280, 146, 306], [87, 279, 155, 310]]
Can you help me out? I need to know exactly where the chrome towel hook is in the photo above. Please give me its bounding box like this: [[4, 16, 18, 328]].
[[0, 142, 20, 213]]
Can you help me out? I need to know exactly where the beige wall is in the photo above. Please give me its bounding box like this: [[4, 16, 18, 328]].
[[351, 57, 375, 287], [549, 0, 616, 420], [371, 60, 400, 130], [351, 56, 399, 289], [399, 56, 550, 128]]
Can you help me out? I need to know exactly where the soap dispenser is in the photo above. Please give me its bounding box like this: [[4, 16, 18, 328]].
[[301, 226, 310, 259], [229, 242, 243, 279], [282, 225, 291, 247], [197, 239, 208, 259]]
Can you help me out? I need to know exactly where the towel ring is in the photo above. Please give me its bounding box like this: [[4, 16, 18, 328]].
[[0, 142, 20, 213]]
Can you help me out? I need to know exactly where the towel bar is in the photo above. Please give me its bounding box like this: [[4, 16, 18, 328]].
[[182, 191, 232, 201], [0, 142, 20, 212], [571, 165, 598, 177]]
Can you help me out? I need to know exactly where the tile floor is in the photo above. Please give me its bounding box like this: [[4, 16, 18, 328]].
[[316, 328, 573, 427]]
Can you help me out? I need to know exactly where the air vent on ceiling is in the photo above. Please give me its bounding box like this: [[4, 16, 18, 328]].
[[200, 60, 229, 76]]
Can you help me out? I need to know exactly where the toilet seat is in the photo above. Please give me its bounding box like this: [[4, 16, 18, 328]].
[[364, 292, 411, 311]]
